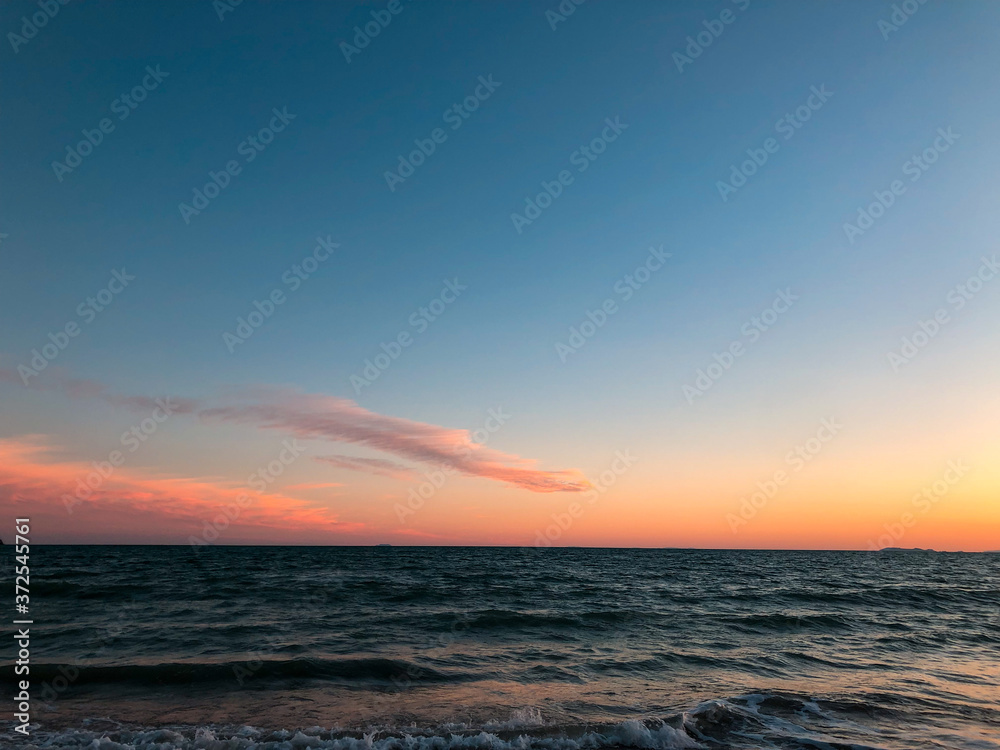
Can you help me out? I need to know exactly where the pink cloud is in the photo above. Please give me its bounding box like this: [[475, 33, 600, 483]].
[[200, 388, 590, 493], [0, 436, 362, 544], [1, 371, 589, 494], [0, 367, 200, 413], [315, 454, 418, 481], [284, 481, 346, 491]]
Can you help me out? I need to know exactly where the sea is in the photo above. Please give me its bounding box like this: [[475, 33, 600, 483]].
[[2, 546, 998, 749]]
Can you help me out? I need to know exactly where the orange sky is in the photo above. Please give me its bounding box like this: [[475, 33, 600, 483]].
[[3, 416, 997, 549]]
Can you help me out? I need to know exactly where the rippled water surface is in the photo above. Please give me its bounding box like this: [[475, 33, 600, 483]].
[[4, 546, 999, 749]]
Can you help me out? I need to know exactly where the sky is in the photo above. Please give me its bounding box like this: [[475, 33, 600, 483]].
[[1, 0, 999, 550]]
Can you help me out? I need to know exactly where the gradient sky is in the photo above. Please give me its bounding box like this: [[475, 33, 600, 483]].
[[2, 0, 999, 549]]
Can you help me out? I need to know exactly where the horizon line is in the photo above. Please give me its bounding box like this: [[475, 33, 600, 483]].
[[18, 543, 997, 553]]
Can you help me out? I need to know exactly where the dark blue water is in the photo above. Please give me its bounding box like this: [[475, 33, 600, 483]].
[[3, 546, 999, 749]]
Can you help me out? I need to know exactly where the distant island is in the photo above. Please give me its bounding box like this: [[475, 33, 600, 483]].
[[879, 547, 936, 552]]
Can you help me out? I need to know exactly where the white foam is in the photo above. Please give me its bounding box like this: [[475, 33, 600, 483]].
[[2, 720, 704, 750], [483, 707, 546, 730]]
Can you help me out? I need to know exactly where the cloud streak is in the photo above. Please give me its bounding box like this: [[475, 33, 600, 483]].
[[3, 370, 588, 493], [201, 388, 590, 492], [315, 454, 418, 481], [1, 366, 200, 413], [0, 436, 360, 544]]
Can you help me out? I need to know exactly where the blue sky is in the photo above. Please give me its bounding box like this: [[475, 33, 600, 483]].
[[2, 0, 999, 547]]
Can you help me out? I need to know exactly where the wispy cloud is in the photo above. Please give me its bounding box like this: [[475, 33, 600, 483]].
[[315, 454, 418, 481], [200, 388, 590, 493], [3, 371, 589, 493], [2, 367, 200, 413], [284, 481, 346, 491], [0, 436, 360, 543]]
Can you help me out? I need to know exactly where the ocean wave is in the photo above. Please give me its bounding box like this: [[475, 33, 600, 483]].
[[4, 692, 996, 750], [0, 719, 706, 750], [721, 612, 854, 632], [27, 657, 468, 687], [0, 697, 905, 750], [459, 609, 638, 631]]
